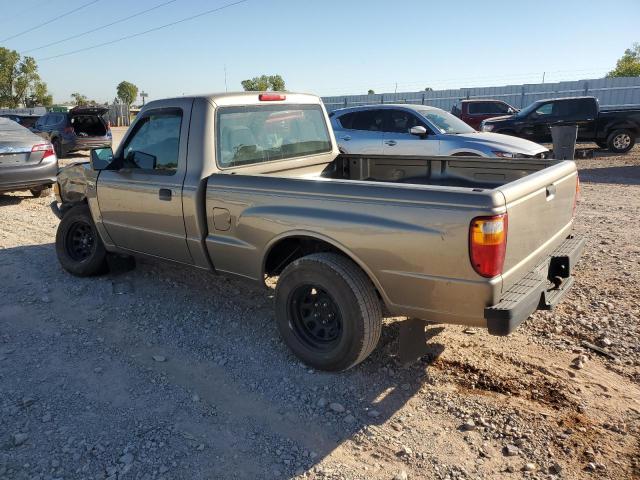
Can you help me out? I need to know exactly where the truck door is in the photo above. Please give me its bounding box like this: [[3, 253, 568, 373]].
[[96, 103, 193, 264], [382, 109, 439, 155], [526, 101, 555, 143], [561, 98, 598, 141]]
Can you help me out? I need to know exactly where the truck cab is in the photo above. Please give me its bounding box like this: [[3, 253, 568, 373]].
[[451, 99, 518, 130]]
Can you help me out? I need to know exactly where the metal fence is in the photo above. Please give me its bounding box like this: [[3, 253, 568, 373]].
[[321, 76, 640, 113]]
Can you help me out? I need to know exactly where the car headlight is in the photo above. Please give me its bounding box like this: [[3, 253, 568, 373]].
[[492, 151, 520, 158], [482, 124, 494, 132]]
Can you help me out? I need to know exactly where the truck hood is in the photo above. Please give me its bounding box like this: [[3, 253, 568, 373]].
[[450, 131, 548, 155], [483, 115, 514, 124]]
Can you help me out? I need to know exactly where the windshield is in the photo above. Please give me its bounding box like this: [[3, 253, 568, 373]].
[[418, 109, 475, 134], [516, 101, 543, 117], [217, 104, 332, 168]]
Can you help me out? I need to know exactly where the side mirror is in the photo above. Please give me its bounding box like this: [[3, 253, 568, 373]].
[[507, 107, 515, 114], [410, 125, 428, 137], [90, 147, 114, 171]]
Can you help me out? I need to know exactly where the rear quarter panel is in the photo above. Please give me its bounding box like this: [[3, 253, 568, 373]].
[[204, 175, 506, 326]]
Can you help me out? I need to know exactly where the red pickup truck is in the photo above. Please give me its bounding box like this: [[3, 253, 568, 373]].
[[451, 99, 518, 130]]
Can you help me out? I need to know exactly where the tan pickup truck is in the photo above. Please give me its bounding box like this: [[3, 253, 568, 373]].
[[51, 92, 584, 371]]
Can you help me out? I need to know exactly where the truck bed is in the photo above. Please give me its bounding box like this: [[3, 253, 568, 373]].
[[206, 154, 578, 326]]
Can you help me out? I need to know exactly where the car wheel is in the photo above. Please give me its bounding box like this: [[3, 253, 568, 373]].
[[55, 204, 107, 276], [53, 138, 64, 158], [30, 186, 52, 198], [275, 252, 382, 371], [607, 129, 635, 154]]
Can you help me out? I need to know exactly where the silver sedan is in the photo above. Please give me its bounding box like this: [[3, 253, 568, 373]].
[[0, 117, 58, 197], [329, 104, 548, 158]]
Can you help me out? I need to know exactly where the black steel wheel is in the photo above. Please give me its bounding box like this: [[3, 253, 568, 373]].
[[56, 204, 108, 276], [275, 252, 382, 371], [289, 285, 343, 351], [66, 221, 95, 261]]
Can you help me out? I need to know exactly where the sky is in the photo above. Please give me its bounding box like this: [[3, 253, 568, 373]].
[[1, 0, 639, 104]]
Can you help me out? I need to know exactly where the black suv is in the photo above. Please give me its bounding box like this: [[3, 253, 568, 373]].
[[32, 107, 112, 158]]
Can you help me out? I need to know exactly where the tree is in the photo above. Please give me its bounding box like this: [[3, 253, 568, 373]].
[[424, 87, 433, 92], [607, 43, 640, 77], [71, 92, 89, 106], [367, 89, 375, 95], [0, 47, 51, 108], [117, 80, 138, 105], [24, 81, 53, 108], [241, 74, 286, 91]]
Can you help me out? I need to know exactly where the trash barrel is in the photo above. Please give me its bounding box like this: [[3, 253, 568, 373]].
[[551, 125, 578, 160]]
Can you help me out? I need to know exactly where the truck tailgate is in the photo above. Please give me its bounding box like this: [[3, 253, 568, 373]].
[[498, 160, 578, 292]]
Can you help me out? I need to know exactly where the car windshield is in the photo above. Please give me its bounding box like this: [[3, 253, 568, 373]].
[[418, 109, 475, 134], [516, 101, 543, 117]]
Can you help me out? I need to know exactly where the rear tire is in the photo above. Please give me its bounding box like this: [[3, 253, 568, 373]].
[[30, 186, 52, 198], [607, 129, 635, 154], [55, 204, 107, 276], [275, 253, 382, 371], [53, 138, 64, 158]]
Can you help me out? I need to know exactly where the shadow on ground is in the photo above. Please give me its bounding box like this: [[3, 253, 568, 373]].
[[578, 165, 640, 185], [0, 242, 445, 479]]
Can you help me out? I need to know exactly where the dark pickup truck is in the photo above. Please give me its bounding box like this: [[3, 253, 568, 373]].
[[480, 96, 640, 153]]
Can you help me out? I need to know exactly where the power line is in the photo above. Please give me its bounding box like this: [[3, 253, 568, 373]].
[[23, 0, 178, 54], [3, 0, 54, 24], [1, 0, 100, 43], [38, 0, 251, 62]]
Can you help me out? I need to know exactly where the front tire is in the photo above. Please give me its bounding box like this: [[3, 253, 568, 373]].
[[55, 204, 107, 276], [607, 129, 635, 154], [275, 253, 382, 371]]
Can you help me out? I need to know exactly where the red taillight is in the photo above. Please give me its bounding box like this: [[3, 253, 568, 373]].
[[31, 143, 55, 159], [469, 214, 508, 278], [63, 126, 74, 134], [572, 175, 580, 217], [259, 93, 286, 101]]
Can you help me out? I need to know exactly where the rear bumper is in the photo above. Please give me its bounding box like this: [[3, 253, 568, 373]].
[[485, 234, 585, 335], [0, 156, 58, 193], [64, 137, 112, 153]]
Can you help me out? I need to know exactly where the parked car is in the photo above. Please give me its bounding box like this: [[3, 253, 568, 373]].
[[0, 113, 41, 129], [32, 106, 112, 158], [51, 92, 582, 371], [480, 96, 640, 153], [0, 117, 58, 197], [451, 99, 518, 130], [329, 104, 548, 158]]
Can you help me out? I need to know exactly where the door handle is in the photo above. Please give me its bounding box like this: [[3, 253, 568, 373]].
[[341, 135, 351, 141], [385, 140, 397, 146], [546, 184, 556, 201], [158, 188, 172, 201]]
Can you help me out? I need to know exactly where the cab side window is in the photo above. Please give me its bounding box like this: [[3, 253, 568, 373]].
[[121, 109, 182, 174], [387, 110, 425, 133]]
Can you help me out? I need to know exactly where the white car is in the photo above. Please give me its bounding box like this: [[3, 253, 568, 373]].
[[329, 104, 549, 158]]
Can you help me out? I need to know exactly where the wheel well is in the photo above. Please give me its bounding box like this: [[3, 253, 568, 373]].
[[451, 152, 481, 157], [264, 236, 342, 277], [263, 235, 385, 303]]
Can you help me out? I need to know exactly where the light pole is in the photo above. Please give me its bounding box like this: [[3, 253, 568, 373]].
[[140, 91, 148, 106]]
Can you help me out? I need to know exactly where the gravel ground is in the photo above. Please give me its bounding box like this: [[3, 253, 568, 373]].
[[0, 131, 638, 480]]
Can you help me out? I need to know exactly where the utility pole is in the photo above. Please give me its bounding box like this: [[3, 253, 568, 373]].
[[394, 82, 398, 94], [542, 72, 546, 84], [140, 90, 148, 106], [224, 64, 228, 92]]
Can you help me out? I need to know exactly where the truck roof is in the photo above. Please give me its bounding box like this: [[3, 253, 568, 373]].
[[143, 92, 323, 109]]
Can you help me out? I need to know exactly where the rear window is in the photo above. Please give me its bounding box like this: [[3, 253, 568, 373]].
[[217, 104, 332, 168], [468, 102, 511, 115]]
